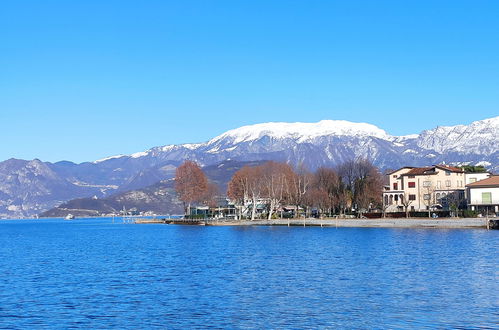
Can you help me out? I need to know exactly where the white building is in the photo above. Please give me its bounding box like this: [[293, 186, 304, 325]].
[[466, 176, 499, 214], [465, 172, 491, 185]]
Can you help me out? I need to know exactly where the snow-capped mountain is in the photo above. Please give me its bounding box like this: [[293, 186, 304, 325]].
[[0, 116, 497, 218], [416, 116, 499, 155], [107, 116, 498, 171], [208, 120, 390, 144]]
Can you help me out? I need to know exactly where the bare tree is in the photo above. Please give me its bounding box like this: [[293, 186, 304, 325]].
[[338, 160, 356, 192], [202, 182, 220, 209], [446, 190, 465, 217], [314, 167, 341, 216], [420, 175, 436, 218], [338, 159, 382, 217], [227, 165, 264, 220], [287, 164, 312, 218], [400, 192, 413, 218], [303, 188, 329, 218], [261, 161, 294, 220], [175, 160, 208, 216]]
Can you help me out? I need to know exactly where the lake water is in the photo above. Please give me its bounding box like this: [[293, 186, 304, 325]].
[[0, 218, 497, 329]]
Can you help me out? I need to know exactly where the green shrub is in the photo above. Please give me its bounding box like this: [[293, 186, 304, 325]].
[[462, 210, 478, 218]]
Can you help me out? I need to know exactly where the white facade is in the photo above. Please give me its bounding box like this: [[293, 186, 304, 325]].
[[468, 187, 499, 205], [465, 172, 491, 185], [467, 181, 499, 214]]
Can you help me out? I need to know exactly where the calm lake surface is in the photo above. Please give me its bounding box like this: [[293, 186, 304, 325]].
[[0, 218, 497, 329]]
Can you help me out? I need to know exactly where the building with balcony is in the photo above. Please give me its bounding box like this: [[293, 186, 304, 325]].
[[466, 176, 499, 215], [383, 165, 470, 212]]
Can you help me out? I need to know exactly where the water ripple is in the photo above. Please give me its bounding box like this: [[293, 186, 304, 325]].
[[0, 219, 497, 328]]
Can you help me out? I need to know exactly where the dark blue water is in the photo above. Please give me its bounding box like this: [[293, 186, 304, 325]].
[[0, 218, 497, 329]]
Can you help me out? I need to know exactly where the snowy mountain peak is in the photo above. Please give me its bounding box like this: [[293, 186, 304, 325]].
[[93, 155, 126, 163], [417, 116, 499, 154], [209, 119, 390, 144]]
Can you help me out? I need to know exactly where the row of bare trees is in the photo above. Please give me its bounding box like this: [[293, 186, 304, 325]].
[[227, 159, 383, 220], [174, 159, 383, 219]]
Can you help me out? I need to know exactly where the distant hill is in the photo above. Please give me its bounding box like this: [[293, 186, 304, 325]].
[[39, 180, 182, 218], [39, 160, 266, 218]]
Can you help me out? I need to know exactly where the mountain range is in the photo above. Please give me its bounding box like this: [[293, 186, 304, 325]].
[[1, 116, 497, 218]]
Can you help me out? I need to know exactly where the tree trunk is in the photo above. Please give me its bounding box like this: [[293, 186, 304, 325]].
[[268, 200, 274, 220], [251, 196, 257, 220]]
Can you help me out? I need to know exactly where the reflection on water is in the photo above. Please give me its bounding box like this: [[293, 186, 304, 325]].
[[0, 218, 497, 328]]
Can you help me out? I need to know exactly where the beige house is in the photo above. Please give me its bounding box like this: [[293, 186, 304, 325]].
[[466, 176, 499, 214], [383, 165, 468, 212]]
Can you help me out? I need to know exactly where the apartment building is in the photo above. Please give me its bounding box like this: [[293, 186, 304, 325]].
[[383, 165, 468, 212]]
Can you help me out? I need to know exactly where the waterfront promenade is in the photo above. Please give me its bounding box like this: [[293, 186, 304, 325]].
[[158, 217, 493, 229]]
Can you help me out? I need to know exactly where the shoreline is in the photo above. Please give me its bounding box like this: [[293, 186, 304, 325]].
[[2, 216, 496, 229], [162, 217, 496, 229]]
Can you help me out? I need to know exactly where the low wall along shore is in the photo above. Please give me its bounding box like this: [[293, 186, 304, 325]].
[[153, 217, 497, 229]]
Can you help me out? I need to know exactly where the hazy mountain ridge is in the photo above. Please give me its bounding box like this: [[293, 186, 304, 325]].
[[41, 160, 267, 217], [0, 117, 497, 218], [39, 180, 183, 218]]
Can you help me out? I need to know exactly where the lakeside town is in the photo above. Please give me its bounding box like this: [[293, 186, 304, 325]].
[[172, 160, 498, 222]]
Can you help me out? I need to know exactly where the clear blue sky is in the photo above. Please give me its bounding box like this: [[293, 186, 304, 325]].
[[1, 0, 498, 163]]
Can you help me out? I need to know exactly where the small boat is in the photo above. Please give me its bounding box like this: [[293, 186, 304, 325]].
[[65, 214, 75, 220]]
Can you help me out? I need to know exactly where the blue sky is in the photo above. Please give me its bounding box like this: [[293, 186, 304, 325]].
[[1, 0, 498, 163]]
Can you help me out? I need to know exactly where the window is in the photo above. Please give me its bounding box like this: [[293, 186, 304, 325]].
[[437, 181, 441, 189], [393, 183, 398, 190], [411, 206, 415, 211], [446, 180, 451, 187], [393, 175, 397, 178], [408, 182, 415, 188], [409, 194, 416, 201], [423, 194, 431, 200], [394, 195, 398, 202], [469, 178, 477, 183], [482, 192, 492, 204], [445, 171, 451, 176], [423, 181, 431, 187], [408, 176, 415, 179]]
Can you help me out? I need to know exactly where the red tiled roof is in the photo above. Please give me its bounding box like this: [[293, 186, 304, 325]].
[[400, 164, 464, 176], [467, 175, 499, 187], [402, 167, 436, 176], [434, 165, 464, 173]]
